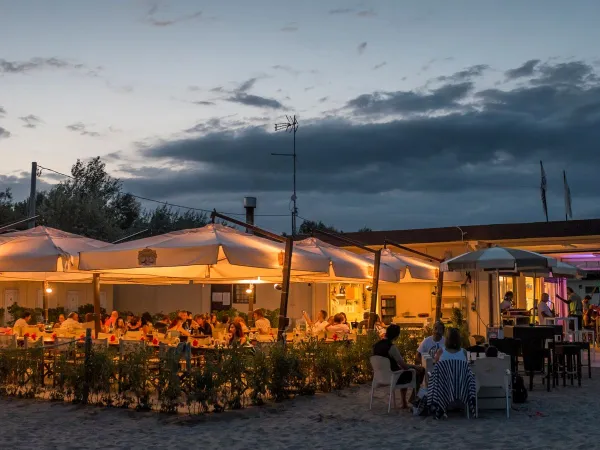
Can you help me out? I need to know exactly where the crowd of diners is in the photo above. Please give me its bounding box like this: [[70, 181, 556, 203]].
[[4, 308, 275, 346]]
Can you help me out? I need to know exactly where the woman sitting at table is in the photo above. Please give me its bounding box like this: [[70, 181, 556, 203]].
[[141, 312, 154, 335], [228, 322, 247, 346], [233, 316, 249, 333], [434, 328, 467, 362], [168, 317, 191, 337], [115, 317, 128, 337], [53, 314, 66, 329], [193, 314, 213, 336], [325, 313, 350, 336]]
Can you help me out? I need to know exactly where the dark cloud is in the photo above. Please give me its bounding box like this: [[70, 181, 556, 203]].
[[145, 4, 202, 27], [19, 114, 43, 129], [346, 81, 473, 115], [318, 96, 329, 103], [82, 58, 600, 232], [533, 61, 598, 86], [505, 59, 540, 79], [280, 23, 298, 32], [436, 64, 489, 82], [237, 78, 258, 93], [357, 9, 377, 17], [226, 93, 284, 109], [373, 62, 387, 70], [192, 100, 216, 106], [0, 57, 95, 75], [357, 42, 367, 55], [65, 122, 101, 137], [0, 127, 10, 139], [0, 106, 6, 116], [210, 86, 224, 93]]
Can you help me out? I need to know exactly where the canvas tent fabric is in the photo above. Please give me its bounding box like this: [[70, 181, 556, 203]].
[[364, 249, 463, 282], [441, 247, 557, 272], [0, 226, 109, 273], [291, 238, 400, 283], [78, 224, 331, 281]]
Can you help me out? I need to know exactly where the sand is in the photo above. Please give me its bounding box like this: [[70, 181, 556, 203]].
[[2, 369, 600, 450]]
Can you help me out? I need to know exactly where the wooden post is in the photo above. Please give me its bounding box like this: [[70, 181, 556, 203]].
[[82, 328, 92, 404], [29, 162, 37, 229], [93, 273, 101, 336], [42, 281, 49, 323], [435, 269, 444, 321], [277, 237, 293, 341], [368, 249, 381, 329]]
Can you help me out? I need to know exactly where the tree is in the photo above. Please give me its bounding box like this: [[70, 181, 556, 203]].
[[141, 204, 208, 236], [357, 227, 372, 232], [37, 157, 143, 241], [298, 219, 339, 235]]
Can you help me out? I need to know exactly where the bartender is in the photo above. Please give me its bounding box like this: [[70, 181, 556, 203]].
[[557, 287, 583, 331], [500, 291, 514, 312]]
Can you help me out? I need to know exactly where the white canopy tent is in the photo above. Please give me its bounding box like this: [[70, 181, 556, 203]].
[[364, 248, 464, 283], [290, 238, 400, 283], [78, 224, 331, 281]]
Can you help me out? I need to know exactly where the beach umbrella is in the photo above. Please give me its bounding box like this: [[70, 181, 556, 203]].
[[441, 246, 557, 327], [78, 223, 330, 281]]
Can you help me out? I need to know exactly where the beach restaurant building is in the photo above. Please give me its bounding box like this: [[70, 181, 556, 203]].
[[3, 219, 600, 334]]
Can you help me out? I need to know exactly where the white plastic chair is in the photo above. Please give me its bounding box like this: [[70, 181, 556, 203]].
[[473, 357, 511, 418], [369, 356, 417, 413]]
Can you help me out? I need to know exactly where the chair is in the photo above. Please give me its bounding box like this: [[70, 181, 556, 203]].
[[0, 334, 17, 349], [91, 338, 108, 351], [428, 360, 477, 419], [473, 357, 511, 418], [369, 356, 416, 413]]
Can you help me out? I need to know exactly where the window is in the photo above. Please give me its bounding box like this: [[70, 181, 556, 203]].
[[233, 285, 255, 304]]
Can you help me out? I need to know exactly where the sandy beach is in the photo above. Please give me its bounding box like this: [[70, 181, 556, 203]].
[[1, 368, 599, 450]]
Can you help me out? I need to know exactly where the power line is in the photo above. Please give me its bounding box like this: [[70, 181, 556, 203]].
[[36, 164, 289, 218]]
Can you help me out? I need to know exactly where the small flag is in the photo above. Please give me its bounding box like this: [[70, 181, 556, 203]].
[[540, 161, 548, 222], [563, 170, 572, 220]]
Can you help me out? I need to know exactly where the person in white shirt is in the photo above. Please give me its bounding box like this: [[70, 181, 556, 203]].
[[61, 312, 83, 330], [13, 312, 32, 333], [538, 293, 554, 325], [325, 314, 350, 336], [416, 321, 445, 364], [500, 291, 514, 312], [253, 309, 271, 335], [303, 310, 328, 335]]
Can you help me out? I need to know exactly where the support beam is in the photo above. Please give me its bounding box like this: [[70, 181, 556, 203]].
[[277, 237, 293, 341], [29, 162, 37, 229], [93, 273, 101, 336], [369, 249, 381, 329], [42, 281, 49, 323], [435, 270, 444, 322], [384, 239, 443, 262]]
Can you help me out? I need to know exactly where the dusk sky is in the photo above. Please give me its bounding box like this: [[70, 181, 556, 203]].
[[2, 0, 600, 234]]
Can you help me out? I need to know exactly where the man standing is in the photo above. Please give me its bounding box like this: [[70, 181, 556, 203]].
[[537, 293, 554, 325], [557, 287, 583, 331]]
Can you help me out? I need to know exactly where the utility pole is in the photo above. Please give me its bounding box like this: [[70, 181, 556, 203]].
[[29, 162, 37, 228], [273, 115, 299, 236]]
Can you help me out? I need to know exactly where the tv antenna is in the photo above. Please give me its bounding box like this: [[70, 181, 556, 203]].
[[272, 115, 299, 235]]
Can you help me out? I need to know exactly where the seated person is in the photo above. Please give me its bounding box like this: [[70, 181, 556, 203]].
[[325, 313, 350, 336], [228, 322, 247, 346], [253, 309, 271, 335], [500, 291, 514, 313], [193, 314, 213, 336], [61, 312, 83, 329], [416, 321, 445, 365], [303, 309, 328, 334], [233, 316, 249, 334], [127, 315, 142, 331], [434, 328, 467, 362], [537, 293, 554, 325], [53, 314, 66, 329], [373, 324, 425, 408], [215, 314, 230, 330], [140, 312, 154, 335], [13, 311, 33, 330], [485, 346, 499, 358], [168, 317, 191, 337]]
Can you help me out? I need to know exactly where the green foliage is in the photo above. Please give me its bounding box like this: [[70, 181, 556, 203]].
[[47, 307, 66, 324], [450, 307, 471, 348], [77, 303, 107, 318], [298, 219, 340, 235], [0, 328, 422, 414]]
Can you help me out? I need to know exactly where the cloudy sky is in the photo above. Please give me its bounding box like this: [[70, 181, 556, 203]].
[[2, 0, 600, 234]]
